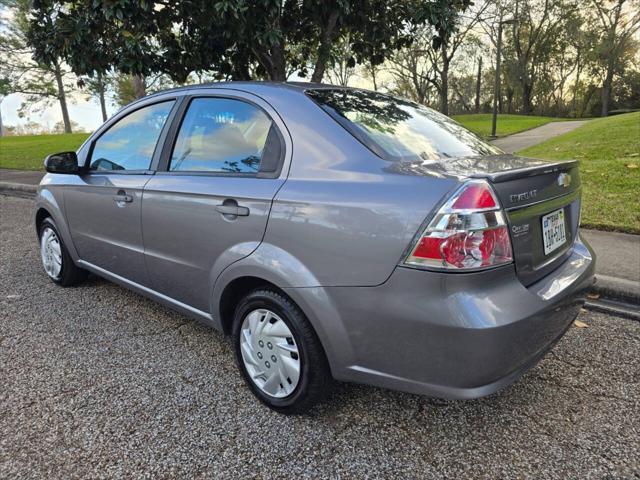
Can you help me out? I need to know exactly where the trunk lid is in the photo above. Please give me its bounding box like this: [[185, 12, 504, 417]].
[[388, 154, 582, 286], [476, 158, 581, 286]]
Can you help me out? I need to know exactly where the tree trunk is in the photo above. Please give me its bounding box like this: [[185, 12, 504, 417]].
[[261, 40, 288, 81], [97, 72, 108, 122], [232, 61, 252, 81], [522, 81, 533, 115], [600, 0, 624, 117], [439, 43, 449, 115], [475, 57, 482, 113], [370, 63, 378, 91], [601, 58, 615, 117], [271, 45, 287, 81], [572, 53, 581, 116], [54, 62, 72, 134], [132, 74, 146, 99], [311, 10, 340, 83]]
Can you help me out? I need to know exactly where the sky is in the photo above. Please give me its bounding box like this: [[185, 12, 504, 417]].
[[2, 91, 119, 133]]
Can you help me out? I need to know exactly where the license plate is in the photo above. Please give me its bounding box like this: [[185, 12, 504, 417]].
[[542, 208, 567, 255]]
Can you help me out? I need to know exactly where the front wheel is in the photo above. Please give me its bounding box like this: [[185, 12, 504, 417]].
[[39, 217, 87, 286], [232, 288, 332, 414]]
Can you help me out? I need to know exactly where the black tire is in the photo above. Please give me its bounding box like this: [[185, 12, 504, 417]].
[[39, 217, 87, 287], [232, 288, 333, 414]]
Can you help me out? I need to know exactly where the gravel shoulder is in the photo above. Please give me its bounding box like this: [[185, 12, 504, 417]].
[[1, 195, 638, 479]]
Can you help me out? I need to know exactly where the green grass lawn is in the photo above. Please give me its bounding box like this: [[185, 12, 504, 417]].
[[519, 112, 640, 234], [0, 133, 90, 170], [453, 113, 564, 138]]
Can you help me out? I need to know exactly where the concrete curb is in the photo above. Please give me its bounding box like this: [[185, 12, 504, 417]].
[[0, 182, 37, 199], [591, 274, 640, 306]]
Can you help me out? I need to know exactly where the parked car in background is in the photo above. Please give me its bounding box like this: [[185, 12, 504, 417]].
[[34, 83, 595, 413]]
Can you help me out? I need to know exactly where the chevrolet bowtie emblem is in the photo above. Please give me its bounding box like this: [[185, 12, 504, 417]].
[[558, 172, 572, 188]]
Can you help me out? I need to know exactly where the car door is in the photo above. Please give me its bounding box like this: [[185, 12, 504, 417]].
[[141, 92, 289, 312], [64, 99, 178, 285]]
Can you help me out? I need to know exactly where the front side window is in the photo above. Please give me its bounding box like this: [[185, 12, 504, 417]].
[[170, 98, 277, 173], [90, 101, 175, 171], [306, 89, 501, 162]]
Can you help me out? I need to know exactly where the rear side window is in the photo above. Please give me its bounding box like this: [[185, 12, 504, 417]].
[[306, 89, 501, 162], [170, 97, 281, 173], [90, 101, 174, 171]]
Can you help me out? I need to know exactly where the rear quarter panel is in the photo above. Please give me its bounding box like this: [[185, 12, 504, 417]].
[[243, 85, 458, 287]]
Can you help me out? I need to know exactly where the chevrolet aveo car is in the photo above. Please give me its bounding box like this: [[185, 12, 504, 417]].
[[35, 83, 595, 413]]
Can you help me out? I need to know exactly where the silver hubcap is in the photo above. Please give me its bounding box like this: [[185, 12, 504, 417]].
[[240, 309, 301, 398], [40, 227, 62, 279]]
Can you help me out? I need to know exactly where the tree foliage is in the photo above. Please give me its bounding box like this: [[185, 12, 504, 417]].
[[27, 0, 471, 84], [1, 0, 74, 132]]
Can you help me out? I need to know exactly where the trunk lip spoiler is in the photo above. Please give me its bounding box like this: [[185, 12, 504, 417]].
[[470, 159, 579, 183]]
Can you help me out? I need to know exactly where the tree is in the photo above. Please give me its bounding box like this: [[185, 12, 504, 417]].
[[28, 0, 471, 88], [496, 0, 577, 114], [111, 72, 177, 108], [79, 72, 110, 121], [387, 26, 439, 104], [385, 1, 488, 113], [589, 0, 640, 116], [434, 0, 491, 114], [52, 118, 80, 133], [1, 0, 75, 132], [0, 78, 9, 136], [326, 35, 357, 86]]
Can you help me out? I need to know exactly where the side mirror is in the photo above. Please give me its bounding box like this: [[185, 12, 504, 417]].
[[44, 151, 79, 174]]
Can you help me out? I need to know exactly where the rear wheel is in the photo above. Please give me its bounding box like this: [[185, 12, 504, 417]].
[[39, 217, 87, 286], [232, 288, 332, 414]]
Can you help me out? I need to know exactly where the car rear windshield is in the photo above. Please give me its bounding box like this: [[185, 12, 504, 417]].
[[306, 89, 501, 162]]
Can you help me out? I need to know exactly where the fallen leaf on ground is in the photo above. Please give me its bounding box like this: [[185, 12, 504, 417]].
[[626, 163, 638, 169], [574, 320, 588, 328]]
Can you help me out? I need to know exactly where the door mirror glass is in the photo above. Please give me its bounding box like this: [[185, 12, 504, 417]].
[[44, 151, 79, 174]]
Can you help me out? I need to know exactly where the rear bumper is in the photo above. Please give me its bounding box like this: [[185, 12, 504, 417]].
[[294, 234, 595, 399]]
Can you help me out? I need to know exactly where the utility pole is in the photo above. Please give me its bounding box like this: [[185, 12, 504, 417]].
[[491, 18, 515, 138]]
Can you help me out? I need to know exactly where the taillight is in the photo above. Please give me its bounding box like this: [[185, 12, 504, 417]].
[[404, 180, 513, 270]]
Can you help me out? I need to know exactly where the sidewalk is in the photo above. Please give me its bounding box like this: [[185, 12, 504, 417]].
[[1, 167, 638, 307], [491, 121, 586, 153]]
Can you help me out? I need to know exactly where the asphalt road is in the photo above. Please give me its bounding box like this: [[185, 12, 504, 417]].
[[1, 195, 639, 479]]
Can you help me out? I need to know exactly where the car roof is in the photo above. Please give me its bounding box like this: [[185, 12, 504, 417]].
[[117, 80, 362, 114], [143, 81, 351, 100]]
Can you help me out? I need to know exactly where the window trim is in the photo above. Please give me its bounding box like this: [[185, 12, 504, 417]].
[[156, 94, 286, 179], [83, 97, 182, 175]]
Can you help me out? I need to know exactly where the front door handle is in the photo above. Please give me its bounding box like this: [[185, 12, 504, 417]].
[[215, 203, 250, 217], [113, 190, 133, 204]]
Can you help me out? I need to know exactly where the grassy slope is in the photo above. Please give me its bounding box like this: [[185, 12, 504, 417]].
[[453, 113, 562, 138], [0, 133, 90, 170], [520, 112, 640, 234]]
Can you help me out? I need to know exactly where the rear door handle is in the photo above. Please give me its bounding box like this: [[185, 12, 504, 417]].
[[215, 204, 250, 217]]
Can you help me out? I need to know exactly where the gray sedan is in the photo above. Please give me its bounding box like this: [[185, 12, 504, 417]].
[[34, 83, 595, 413]]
